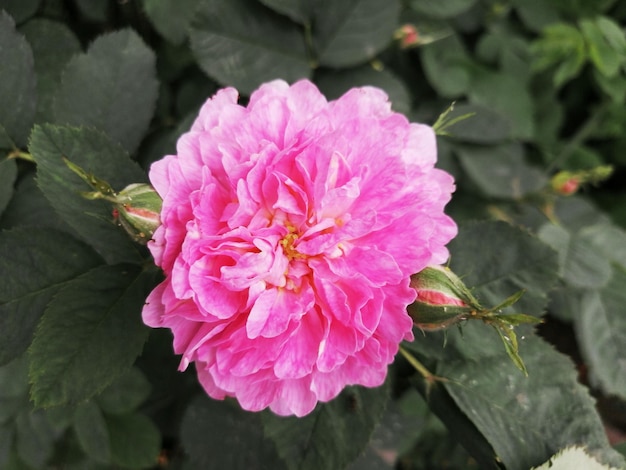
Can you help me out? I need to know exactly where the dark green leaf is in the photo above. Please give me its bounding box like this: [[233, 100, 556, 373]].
[[263, 383, 389, 470], [258, 0, 308, 23], [72, 0, 109, 22], [0, 173, 73, 232], [0, 228, 102, 366], [106, 412, 160, 469], [189, 0, 310, 95], [312, 0, 401, 68], [448, 221, 559, 316], [15, 409, 59, 468], [455, 142, 547, 199], [315, 65, 411, 114], [0, 11, 36, 148], [0, 424, 13, 468], [0, 0, 41, 24], [420, 34, 471, 98], [30, 124, 147, 264], [512, 0, 562, 33], [468, 69, 535, 139], [142, 0, 201, 44], [181, 396, 285, 470], [54, 29, 159, 154], [405, 325, 626, 470], [20, 19, 81, 124], [96, 368, 151, 415], [73, 401, 111, 464], [0, 158, 17, 216], [577, 266, 626, 399], [538, 223, 612, 289], [582, 223, 626, 267], [446, 331, 623, 469], [29, 264, 154, 407], [440, 103, 511, 143], [409, 0, 476, 18]]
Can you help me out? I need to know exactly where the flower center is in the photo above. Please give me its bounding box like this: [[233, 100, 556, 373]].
[[280, 231, 305, 261]]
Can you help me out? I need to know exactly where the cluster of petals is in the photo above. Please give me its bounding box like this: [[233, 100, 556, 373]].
[[142, 79, 457, 416]]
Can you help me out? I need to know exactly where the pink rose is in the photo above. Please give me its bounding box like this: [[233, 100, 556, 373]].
[[142, 79, 457, 416]]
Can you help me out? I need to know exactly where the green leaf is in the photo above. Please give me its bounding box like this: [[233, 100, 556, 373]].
[[532, 446, 623, 470], [439, 103, 511, 143], [577, 266, 626, 399], [315, 65, 411, 114], [0, 173, 73, 232], [531, 23, 586, 87], [406, 324, 625, 470], [72, 0, 109, 22], [312, 0, 401, 68], [263, 383, 389, 470], [454, 142, 547, 199], [54, 29, 159, 154], [258, 0, 308, 23], [15, 409, 59, 468], [0, 0, 41, 24], [142, 0, 201, 44], [440, 332, 625, 470], [581, 223, 626, 267], [580, 17, 624, 77], [538, 224, 612, 289], [29, 264, 154, 408], [73, 401, 111, 464], [189, 0, 310, 95], [181, 396, 285, 470], [420, 34, 471, 98], [20, 19, 81, 124], [0, 158, 17, 216], [512, 0, 562, 33], [447, 221, 559, 316], [106, 412, 160, 469], [96, 368, 151, 415], [468, 69, 535, 139], [30, 124, 147, 265], [0, 228, 102, 366], [0, 11, 36, 148], [409, 0, 476, 18], [0, 356, 30, 425]]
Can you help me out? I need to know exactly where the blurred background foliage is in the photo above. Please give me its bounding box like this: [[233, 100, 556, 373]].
[[1, 0, 626, 468]]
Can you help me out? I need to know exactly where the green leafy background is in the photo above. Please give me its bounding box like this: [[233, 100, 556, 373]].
[[1, 0, 626, 468]]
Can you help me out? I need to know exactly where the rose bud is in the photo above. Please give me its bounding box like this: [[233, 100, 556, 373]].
[[408, 265, 479, 330], [113, 183, 162, 244]]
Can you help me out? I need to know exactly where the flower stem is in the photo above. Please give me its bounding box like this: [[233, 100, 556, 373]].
[[399, 346, 446, 395], [7, 150, 34, 162]]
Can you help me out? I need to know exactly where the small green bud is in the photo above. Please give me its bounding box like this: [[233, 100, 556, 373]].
[[113, 184, 162, 244], [408, 265, 479, 330]]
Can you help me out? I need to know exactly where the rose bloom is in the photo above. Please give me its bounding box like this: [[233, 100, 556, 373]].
[[143, 79, 457, 416]]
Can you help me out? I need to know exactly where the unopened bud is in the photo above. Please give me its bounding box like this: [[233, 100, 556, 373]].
[[550, 165, 613, 196], [395, 24, 419, 48], [113, 184, 162, 244], [551, 172, 580, 196], [407, 265, 479, 330]]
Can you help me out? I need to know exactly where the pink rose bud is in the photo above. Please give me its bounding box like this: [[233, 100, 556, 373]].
[[408, 265, 479, 330], [396, 24, 419, 48], [551, 171, 580, 196], [113, 183, 162, 244]]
